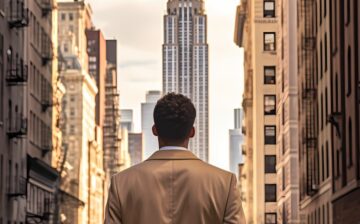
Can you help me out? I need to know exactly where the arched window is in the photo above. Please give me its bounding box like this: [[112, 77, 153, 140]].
[[347, 46, 352, 96]]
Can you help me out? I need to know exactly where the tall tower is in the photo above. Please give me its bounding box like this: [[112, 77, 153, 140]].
[[163, 0, 209, 161]]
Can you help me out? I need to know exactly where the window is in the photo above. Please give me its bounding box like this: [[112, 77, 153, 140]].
[[348, 118, 353, 166], [325, 34, 328, 72], [265, 156, 276, 173], [69, 13, 74, 21], [0, 34, 3, 123], [265, 184, 277, 202], [264, 32, 276, 51], [264, 0, 275, 18], [264, 66, 276, 84], [321, 145, 325, 181], [70, 125, 75, 134], [325, 142, 329, 178], [265, 126, 276, 144], [347, 46, 352, 96], [61, 13, 66, 21], [265, 213, 277, 224], [0, 0, 4, 11], [346, 0, 350, 25], [264, 95, 276, 115]]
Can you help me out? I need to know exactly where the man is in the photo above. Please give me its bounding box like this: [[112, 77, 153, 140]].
[[105, 93, 245, 224]]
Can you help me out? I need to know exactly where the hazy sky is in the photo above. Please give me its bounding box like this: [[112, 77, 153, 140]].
[[86, 0, 244, 170]]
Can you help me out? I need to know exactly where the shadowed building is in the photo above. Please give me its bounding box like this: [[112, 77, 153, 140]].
[[163, 0, 209, 161], [0, 0, 61, 222]]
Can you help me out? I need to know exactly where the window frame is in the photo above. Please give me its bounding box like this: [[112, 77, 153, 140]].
[[264, 66, 276, 85], [264, 95, 276, 115], [265, 125, 276, 145], [264, 0, 276, 18], [265, 212, 277, 224], [265, 184, 277, 202], [264, 32, 276, 52], [265, 155, 276, 173]]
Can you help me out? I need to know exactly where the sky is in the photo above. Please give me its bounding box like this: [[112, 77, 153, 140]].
[[86, 0, 244, 170]]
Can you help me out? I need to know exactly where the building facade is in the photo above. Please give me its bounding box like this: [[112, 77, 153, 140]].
[[235, 0, 278, 223], [276, 0, 300, 223], [163, 0, 209, 161], [329, 0, 360, 223], [141, 90, 161, 159], [297, 0, 333, 223], [229, 108, 244, 178], [103, 39, 122, 177], [0, 0, 61, 222], [128, 133, 143, 166], [120, 109, 133, 132], [58, 1, 104, 223]]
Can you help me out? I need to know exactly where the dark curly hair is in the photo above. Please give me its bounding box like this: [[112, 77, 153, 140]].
[[153, 93, 196, 141]]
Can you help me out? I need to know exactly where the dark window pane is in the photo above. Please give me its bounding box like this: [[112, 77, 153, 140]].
[[265, 126, 276, 144], [264, 66, 276, 84], [265, 156, 276, 173], [265, 213, 277, 224], [265, 184, 277, 202]]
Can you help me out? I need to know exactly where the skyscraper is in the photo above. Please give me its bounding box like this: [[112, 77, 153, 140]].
[[163, 0, 209, 161], [229, 109, 244, 178], [120, 109, 134, 132], [141, 91, 161, 159]]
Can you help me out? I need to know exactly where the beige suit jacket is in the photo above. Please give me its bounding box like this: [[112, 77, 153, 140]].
[[105, 150, 245, 224]]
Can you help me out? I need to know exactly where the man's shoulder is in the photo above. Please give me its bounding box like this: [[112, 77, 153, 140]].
[[112, 159, 234, 181]]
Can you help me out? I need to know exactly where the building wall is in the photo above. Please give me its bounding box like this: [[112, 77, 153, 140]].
[[0, 0, 60, 222], [141, 91, 161, 159], [235, 0, 278, 223], [276, 0, 300, 223], [330, 0, 360, 223], [128, 133, 143, 166], [297, 0, 333, 223], [229, 109, 244, 177]]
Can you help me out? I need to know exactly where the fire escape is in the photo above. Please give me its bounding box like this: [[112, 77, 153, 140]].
[[301, 0, 318, 196], [8, 0, 29, 29], [41, 0, 53, 17], [6, 60, 28, 86]]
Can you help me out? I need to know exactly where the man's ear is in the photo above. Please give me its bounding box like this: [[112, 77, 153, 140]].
[[189, 127, 195, 138], [152, 125, 158, 136]]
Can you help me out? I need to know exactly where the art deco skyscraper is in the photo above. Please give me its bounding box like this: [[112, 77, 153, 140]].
[[163, 0, 209, 161]]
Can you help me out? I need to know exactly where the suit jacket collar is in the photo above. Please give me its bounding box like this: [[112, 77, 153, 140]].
[[147, 150, 200, 160]]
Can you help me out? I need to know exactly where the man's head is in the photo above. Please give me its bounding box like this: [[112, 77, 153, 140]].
[[152, 93, 196, 147]]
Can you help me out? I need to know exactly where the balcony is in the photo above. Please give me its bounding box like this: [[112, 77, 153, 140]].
[[6, 115, 27, 138], [41, 144, 52, 156], [6, 63, 28, 85], [8, 0, 29, 28], [7, 177, 27, 197], [41, 0, 53, 17], [41, 34, 53, 65]]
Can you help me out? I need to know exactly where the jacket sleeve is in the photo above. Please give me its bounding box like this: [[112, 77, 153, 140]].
[[104, 176, 122, 224], [223, 174, 246, 224]]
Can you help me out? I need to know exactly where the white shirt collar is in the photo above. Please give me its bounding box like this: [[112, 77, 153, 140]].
[[159, 146, 188, 151]]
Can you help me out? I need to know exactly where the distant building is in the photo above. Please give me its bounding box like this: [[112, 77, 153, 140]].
[[119, 128, 131, 171], [141, 91, 162, 159], [163, 0, 209, 162], [128, 133, 144, 166], [103, 39, 122, 177], [120, 109, 134, 132], [229, 109, 244, 177]]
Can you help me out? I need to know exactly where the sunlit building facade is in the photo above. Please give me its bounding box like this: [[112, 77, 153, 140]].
[[235, 0, 278, 223], [163, 0, 209, 161], [58, 1, 105, 223], [229, 108, 244, 178], [276, 0, 300, 223]]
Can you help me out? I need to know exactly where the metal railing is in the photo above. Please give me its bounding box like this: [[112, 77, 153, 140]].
[[8, 0, 29, 28], [7, 176, 27, 197], [6, 63, 28, 85], [6, 115, 27, 138]]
